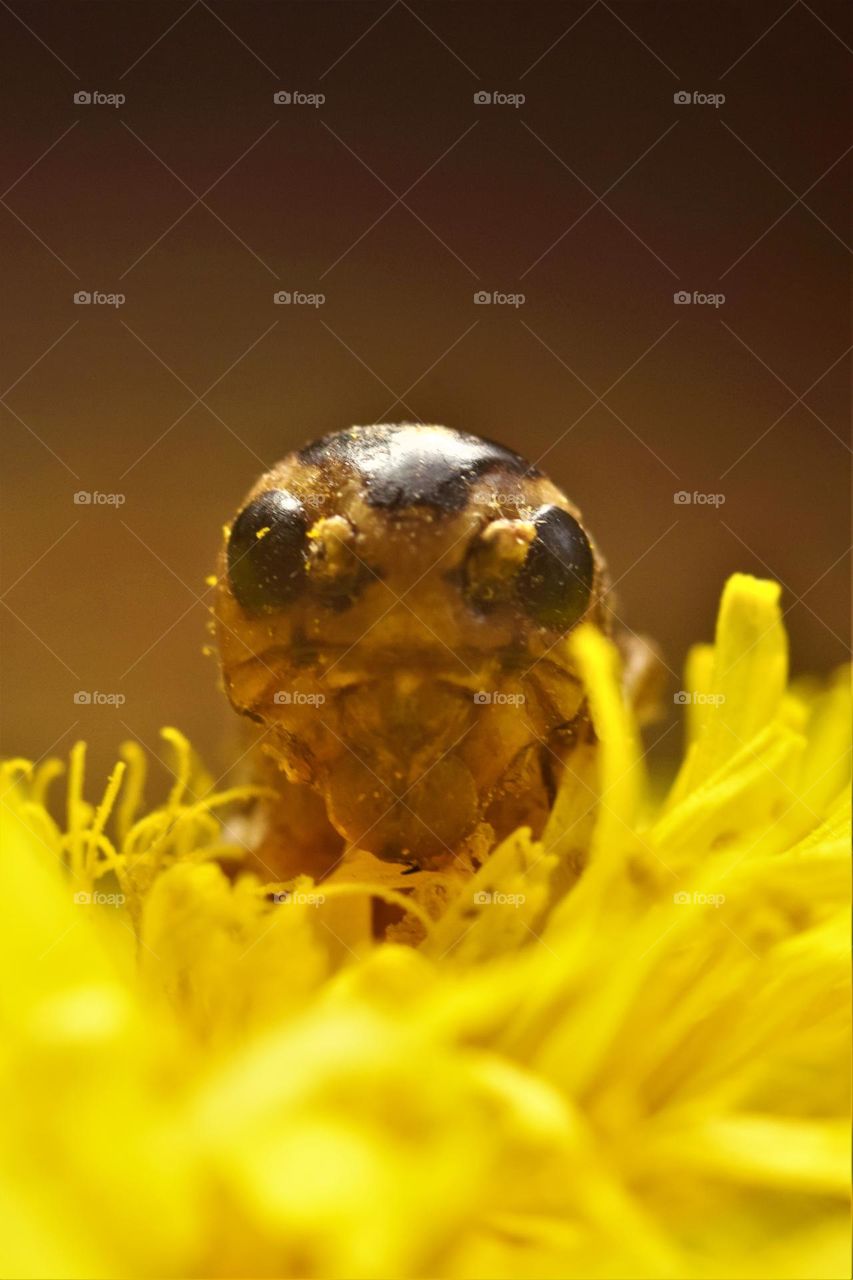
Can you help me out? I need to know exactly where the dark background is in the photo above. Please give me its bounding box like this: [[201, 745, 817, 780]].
[[1, 0, 850, 784]]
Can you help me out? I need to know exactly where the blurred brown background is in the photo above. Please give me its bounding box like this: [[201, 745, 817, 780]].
[[1, 0, 850, 784]]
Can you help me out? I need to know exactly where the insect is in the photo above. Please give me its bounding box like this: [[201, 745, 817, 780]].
[[215, 424, 652, 888]]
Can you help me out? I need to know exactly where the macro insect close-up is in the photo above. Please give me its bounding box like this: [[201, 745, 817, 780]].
[[214, 423, 658, 915], [0, 4, 849, 1279]]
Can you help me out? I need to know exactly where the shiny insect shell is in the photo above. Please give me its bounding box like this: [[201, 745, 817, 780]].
[[214, 423, 609, 878]]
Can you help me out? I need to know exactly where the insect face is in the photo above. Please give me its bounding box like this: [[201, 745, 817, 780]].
[[215, 424, 608, 869]]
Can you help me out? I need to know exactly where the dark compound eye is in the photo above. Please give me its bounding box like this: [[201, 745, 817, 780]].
[[227, 490, 308, 611], [516, 505, 594, 630]]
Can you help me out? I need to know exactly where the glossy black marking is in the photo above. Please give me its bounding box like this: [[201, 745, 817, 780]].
[[299, 424, 537, 513], [517, 505, 594, 630], [228, 490, 308, 611]]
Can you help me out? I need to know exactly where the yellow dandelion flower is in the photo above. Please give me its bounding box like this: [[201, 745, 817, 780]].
[[0, 574, 849, 1279]]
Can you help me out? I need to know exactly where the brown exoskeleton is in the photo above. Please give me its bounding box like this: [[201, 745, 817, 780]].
[[214, 424, 652, 893]]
